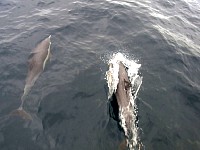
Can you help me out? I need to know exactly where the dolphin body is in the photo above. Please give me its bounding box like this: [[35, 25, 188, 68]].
[[11, 35, 52, 120], [115, 62, 132, 129], [115, 62, 131, 108], [113, 62, 135, 149]]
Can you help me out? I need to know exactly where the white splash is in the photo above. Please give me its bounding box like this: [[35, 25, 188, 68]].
[[105, 52, 143, 150]]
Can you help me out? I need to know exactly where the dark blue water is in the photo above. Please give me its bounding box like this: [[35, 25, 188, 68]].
[[0, 0, 200, 149]]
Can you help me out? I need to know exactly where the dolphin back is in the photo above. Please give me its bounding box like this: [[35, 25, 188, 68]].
[[115, 62, 131, 107]]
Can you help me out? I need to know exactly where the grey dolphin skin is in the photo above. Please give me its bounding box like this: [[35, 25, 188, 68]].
[[114, 62, 133, 149], [115, 62, 133, 130], [11, 35, 52, 120], [115, 62, 131, 108]]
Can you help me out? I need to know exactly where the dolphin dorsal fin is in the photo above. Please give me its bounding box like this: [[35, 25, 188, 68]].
[[124, 79, 131, 90]]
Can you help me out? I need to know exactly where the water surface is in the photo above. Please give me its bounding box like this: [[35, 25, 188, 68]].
[[0, 0, 200, 149]]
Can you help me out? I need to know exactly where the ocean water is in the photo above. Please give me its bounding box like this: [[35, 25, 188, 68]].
[[0, 0, 200, 150]]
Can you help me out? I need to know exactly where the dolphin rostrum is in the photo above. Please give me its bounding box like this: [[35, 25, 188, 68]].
[[11, 35, 52, 120]]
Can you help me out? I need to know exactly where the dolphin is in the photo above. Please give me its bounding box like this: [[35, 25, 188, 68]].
[[11, 35, 52, 120], [115, 62, 133, 131], [112, 62, 135, 149], [115, 62, 131, 108]]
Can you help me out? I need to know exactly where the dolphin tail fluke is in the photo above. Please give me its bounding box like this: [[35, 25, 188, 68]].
[[10, 108, 32, 120]]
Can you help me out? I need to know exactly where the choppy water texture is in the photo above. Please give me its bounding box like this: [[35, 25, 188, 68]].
[[0, 0, 200, 150]]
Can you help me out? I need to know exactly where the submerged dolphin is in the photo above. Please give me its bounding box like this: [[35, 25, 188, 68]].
[[11, 35, 52, 120]]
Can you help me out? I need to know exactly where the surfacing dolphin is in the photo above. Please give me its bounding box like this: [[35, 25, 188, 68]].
[[11, 35, 52, 120], [115, 62, 132, 131], [115, 62, 131, 107], [112, 62, 136, 149]]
